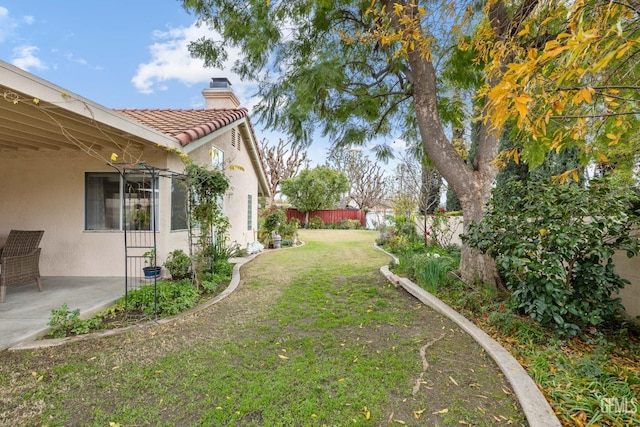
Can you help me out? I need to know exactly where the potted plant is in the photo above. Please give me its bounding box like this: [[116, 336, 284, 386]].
[[163, 249, 192, 280], [142, 249, 161, 279], [132, 204, 151, 230]]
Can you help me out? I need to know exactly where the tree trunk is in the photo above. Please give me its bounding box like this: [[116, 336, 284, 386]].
[[409, 52, 501, 286], [458, 193, 502, 286]]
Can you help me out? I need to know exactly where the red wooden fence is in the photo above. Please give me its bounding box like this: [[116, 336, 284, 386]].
[[286, 208, 366, 227]]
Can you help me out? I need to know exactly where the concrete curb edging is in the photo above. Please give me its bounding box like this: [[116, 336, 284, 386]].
[[9, 241, 309, 351], [8, 251, 263, 351], [375, 246, 560, 427]]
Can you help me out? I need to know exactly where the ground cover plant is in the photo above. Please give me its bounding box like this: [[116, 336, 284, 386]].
[[381, 217, 640, 426], [44, 261, 234, 338], [0, 230, 525, 426]]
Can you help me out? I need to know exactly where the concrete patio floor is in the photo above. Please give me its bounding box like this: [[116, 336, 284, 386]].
[[0, 277, 125, 351]]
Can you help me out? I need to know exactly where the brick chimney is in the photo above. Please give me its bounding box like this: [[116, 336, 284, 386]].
[[202, 77, 241, 109]]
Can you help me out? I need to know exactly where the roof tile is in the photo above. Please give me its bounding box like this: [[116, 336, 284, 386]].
[[114, 108, 249, 146]]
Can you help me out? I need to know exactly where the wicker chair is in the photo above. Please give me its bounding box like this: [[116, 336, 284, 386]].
[[0, 230, 44, 303]]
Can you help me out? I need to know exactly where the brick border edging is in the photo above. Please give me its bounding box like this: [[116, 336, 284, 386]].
[[375, 244, 561, 427]]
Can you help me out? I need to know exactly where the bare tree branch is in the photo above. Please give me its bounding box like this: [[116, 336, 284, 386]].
[[258, 138, 309, 206]]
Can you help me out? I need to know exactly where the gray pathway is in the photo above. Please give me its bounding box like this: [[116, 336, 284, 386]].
[[0, 277, 124, 351]]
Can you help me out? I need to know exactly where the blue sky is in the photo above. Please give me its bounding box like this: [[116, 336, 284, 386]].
[[0, 1, 404, 169]]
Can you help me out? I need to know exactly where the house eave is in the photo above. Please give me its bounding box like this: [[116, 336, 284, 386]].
[[0, 60, 180, 154]]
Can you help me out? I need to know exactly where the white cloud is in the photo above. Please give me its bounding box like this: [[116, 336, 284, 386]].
[[0, 7, 35, 44], [391, 138, 408, 151], [62, 51, 102, 70], [64, 52, 87, 65], [12, 45, 48, 72], [0, 7, 16, 43], [132, 22, 259, 107]]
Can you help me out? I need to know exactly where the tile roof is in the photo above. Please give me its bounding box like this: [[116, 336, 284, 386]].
[[114, 108, 249, 146]]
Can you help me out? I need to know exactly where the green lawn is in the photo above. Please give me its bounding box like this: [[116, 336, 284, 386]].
[[0, 230, 525, 426]]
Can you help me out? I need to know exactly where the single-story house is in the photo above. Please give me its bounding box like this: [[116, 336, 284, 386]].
[[0, 60, 270, 280]]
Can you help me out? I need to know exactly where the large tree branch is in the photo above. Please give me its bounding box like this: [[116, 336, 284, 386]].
[[380, 0, 473, 197]]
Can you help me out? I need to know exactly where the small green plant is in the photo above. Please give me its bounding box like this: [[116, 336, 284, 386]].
[[143, 249, 156, 266], [280, 217, 300, 239], [47, 303, 100, 338], [202, 241, 242, 271], [126, 279, 199, 317], [398, 247, 460, 293], [164, 249, 191, 280], [199, 271, 227, 294]]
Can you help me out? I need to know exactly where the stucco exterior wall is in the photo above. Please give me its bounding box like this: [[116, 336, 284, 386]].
[[0, 149, 173, 276], [187, 126, 260, 251], [614, 230, 640, 318], [414, 214, 465, 247]]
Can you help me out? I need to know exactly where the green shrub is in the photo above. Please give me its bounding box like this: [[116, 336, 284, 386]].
[[337, 219, 361, 229], [393, 215, 417, 239], [203, 241, 242, 267], [464, 178, 640, 336], [164, 249, 192, 280], [308, 215, 324, 229], [280, 217, 300, 239], [200, 279, 219, 294], [212, 259, 233, 277], [264, 209, 286, 233]]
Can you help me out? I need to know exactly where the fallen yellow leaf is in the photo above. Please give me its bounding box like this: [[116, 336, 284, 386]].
[[433, 408, 449, 414], [278, 354, 289, 360]]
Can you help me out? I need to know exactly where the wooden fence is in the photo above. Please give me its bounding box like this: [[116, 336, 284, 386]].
[[286, 208, 366, 227]]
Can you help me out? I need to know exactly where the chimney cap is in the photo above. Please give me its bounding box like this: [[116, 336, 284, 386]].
[[210, 77, 232, 89]]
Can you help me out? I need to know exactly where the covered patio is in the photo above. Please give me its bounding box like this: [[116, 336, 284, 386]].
[[0, 277, 124, 351]]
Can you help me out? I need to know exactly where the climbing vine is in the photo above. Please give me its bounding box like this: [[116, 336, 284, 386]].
[[3, 89, 145, 164], [183, 162, 230, 282]]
